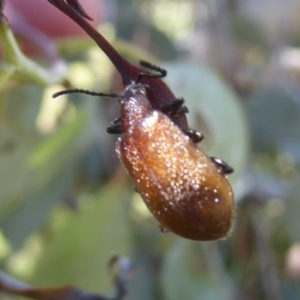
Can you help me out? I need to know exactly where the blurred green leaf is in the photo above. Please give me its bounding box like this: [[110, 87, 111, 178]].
[[0, 20, 66, 88], [0, 107, 89, 249], [31, 179, 131, 294], [0, 122, 35, 207], [162, 240, 232, 300], [0, 108, 87, 209], [126, 250, 156, 300], [6, 86, 43, 130], [29, 113, 85, 168], [116, 21, 177, 61], [282, 180, 300, 241], [231, 17, 267, 49], [1, 164, 76, 250], [283, 282, 300, 300], [246, 87, 300, 156]]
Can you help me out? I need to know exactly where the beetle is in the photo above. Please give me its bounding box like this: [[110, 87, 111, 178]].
[[47, 0, 204, 143], [54, 80, 234, 241]]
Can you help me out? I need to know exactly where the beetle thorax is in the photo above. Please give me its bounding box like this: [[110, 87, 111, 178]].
[[120, 84, 153, 131]]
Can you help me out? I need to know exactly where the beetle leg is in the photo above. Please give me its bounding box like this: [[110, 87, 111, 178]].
[[182, 129, 204, 144], [161, 98, 188, 117], [139, 60, 167, 78], [210, 157, 234, 175], [106, 117, 123, 134]]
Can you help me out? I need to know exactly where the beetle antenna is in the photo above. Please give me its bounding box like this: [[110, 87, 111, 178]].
[[53, 89, 120, 99]]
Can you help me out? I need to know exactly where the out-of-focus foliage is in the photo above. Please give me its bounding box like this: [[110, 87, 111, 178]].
[[0, 0, 300, 300], [0, 255, 133, 300]]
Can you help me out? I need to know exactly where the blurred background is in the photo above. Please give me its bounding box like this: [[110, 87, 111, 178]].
[[1, 0, 300, 299]]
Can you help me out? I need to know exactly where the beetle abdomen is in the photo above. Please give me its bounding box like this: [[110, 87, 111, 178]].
[[116, 111, 234, 241]]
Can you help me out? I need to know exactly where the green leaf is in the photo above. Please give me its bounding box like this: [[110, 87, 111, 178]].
[[29, 111, 87, 170], [0, 105, 87, 207], [0, 109, 89, 249], [0, 165, 76, 250], [161, 240, 233, 300], [0, 122, 35, 207], [231, 17, 267, 49], [6, 86, 43, 130], [0, 20, 67, 87], [246, 87, 300, 155], [31, 179, 131, 294], [282, 179, 300, 241]]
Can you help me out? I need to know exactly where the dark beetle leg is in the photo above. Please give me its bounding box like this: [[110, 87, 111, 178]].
[[139, 60, 167, 78], [161, 98, 188, 117], [210, 157, 234, 175], [111, 117, 121, 125], [183, 128, 204, 143], [106, 118, 123, 134], [107, 123, 123, 134], [139, 61, 188, 116], [161, 99, 203, 143], [176, 105, 189, 115]]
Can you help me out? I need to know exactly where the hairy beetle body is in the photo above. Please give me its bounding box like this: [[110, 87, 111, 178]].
[[116, 85, 234, 240]]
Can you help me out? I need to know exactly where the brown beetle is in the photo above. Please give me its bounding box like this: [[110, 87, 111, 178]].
[[54, 82, 234, 241]]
